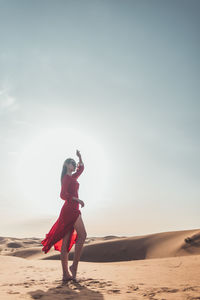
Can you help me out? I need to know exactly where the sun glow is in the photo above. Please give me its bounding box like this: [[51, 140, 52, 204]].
[[15, 127, 111, 214]]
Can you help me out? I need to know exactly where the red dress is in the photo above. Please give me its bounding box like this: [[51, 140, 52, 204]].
[[41, 163, 84, 254]]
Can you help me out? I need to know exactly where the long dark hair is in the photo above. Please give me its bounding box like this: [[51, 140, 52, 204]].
[[61, 158, 76, 185]]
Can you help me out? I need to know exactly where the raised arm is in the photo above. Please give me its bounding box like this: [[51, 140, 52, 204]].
[[72, 150, 84, 179], [72, 162, 84, 179]]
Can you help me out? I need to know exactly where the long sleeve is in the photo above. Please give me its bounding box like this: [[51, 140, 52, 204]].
[[72, 163, 84, 180], [60, 176, 73, 201]]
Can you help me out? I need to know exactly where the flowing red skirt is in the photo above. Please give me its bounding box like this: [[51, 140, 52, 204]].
[[41, 201, 81, 254]]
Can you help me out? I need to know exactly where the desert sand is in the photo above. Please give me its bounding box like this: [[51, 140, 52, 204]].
[[0, 228, 200, 299]]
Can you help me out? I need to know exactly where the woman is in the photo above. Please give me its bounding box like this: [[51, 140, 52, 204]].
[[41, 149, 87, 282]]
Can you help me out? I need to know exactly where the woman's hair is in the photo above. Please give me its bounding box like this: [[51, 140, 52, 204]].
[[61, 158, 76, 184]]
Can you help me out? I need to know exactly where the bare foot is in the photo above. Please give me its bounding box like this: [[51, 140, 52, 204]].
[[69, 264, 77, 280], [62, 272, 73, 282]]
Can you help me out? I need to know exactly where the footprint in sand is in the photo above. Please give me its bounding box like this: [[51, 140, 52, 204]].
[[31, 290, 44, 299], [157, 287, 180, 293], [142, 287, 179, 299], [182, 286, 200, 292], [107, 289, 121, 294], [128, 284, 139, 291], [86, 280, 100, 284], [80, 278, 119, 293], [7, 291, 20, 294]]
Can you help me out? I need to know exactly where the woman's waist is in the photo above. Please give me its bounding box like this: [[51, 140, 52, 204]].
[[61, 192, 78, 202], [64, 199, 79, 208]]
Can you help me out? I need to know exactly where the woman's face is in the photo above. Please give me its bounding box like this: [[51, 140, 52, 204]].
[[66, 160, 76, 172]]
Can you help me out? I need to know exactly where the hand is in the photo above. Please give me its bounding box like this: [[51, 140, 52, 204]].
[[78, 199, 85, 208], [76, 149, 81, 159]]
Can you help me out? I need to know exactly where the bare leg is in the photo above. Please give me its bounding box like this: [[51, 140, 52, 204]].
[[61, 230, 73, 280], [69, 214, 87, 280]]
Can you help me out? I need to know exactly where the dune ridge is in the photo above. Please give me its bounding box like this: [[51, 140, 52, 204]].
[[1, 228, 199, 262]]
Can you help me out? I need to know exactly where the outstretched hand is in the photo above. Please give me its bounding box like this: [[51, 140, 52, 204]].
[[76, 149, 81, 158]]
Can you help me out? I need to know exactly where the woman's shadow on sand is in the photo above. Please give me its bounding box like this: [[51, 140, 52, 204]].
[[28, 278, 105, 300]]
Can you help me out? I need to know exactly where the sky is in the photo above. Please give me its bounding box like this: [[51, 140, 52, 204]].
[[0, 0, 199, 239]]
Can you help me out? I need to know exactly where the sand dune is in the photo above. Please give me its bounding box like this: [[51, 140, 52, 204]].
[[0, 228, 199, 299], [1, 228, 199, 262], [74, 228, 200, 262]]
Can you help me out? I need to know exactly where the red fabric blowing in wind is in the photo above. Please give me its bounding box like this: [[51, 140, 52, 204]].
[[41, 163, 84, 253]]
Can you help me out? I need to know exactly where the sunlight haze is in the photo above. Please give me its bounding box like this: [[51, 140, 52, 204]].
[[0, 0, 199, 238]]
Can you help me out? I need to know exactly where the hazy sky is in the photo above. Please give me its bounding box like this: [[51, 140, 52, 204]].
[[0, 0, 199, 238]]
